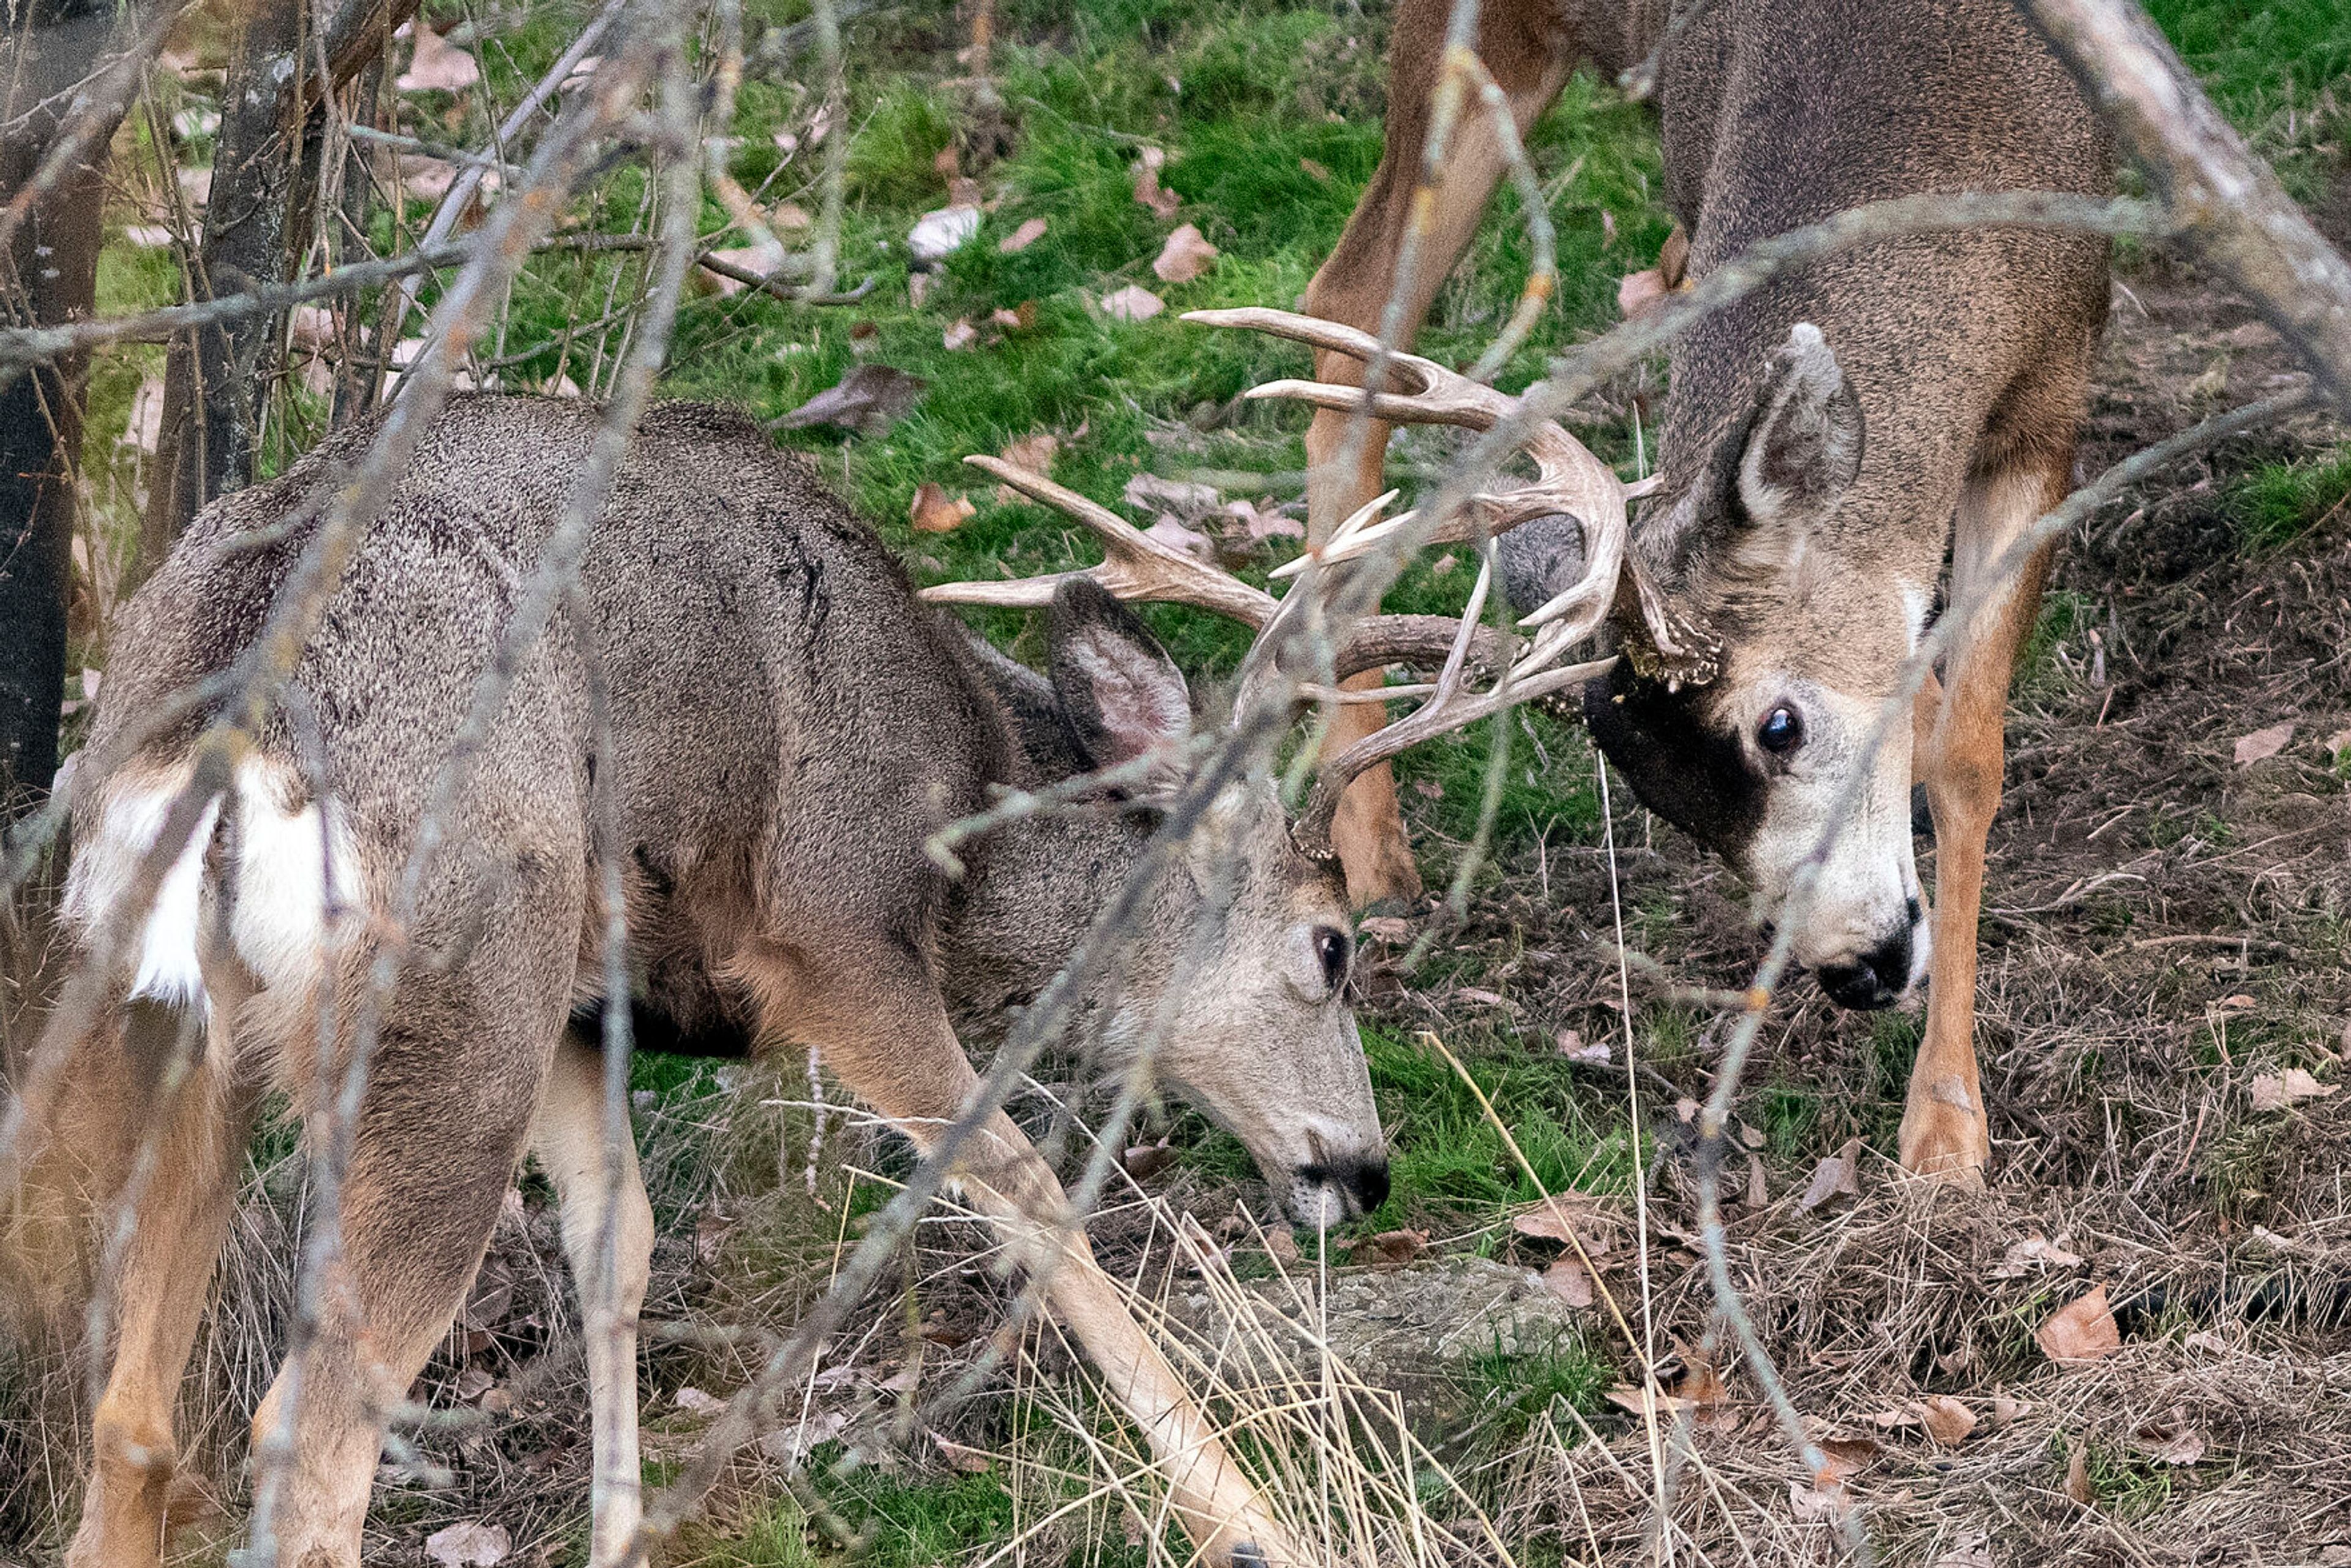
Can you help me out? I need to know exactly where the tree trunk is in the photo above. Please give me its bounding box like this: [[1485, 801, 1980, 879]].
[[0, 2, 142, 806], [141, 0, 309, 557]]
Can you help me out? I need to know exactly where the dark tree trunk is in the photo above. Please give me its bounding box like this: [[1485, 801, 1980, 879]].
[[0, 2, 141, 806], [141, 0, 308, 557], [141, 0, 417, 560]]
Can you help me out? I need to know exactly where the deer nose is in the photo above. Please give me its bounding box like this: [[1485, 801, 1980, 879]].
[[1299, 1154, 1390, 1220], [1814, 926, 1914, 1011]]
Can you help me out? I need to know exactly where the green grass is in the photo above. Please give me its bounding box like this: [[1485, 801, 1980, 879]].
[[2145, 0, 2351, 201], [2233, 441, 2351, 551]]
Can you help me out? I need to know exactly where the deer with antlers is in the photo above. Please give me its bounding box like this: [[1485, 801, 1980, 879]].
[[1302, 0, 2113, 1180], [20, 310, 1637, 1568]]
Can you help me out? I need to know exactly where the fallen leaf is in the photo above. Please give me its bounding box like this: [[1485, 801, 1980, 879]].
[[699, 242, 793, 295], [1672, 1340, 1727, 1407], [1100, 283, 1166, 322], [2036, 1284, 2122, 1365], [1512, 1194, 1606, 1245], [455, 1365, 495, 1401], [397, 25, 480, 92], [909, 482, 976, 534], [941, 317, 979, 351], [1144, 515, 1213, 558], [674, 1386, 727, 1416], [1131, 147, 1182, 219], [1152, 223, 1220, 283], [2233, 721, 2295, 766], [992, 301, 1039, 331], [1798, 1138, 1862, 1212], [1814, 1436, 1882, 1480], [1122, 1139, 1176, 1181], [543, 373, 583, 398], [1605, 1384, 1698, 1419], [997, 432, 1058, 479], [423, 1522, 510, 1568], [2135, 1411, 2205, 1466], [1933, 1529, 1995, 1568], [1744, 1153, 1768, 1208], [1356, 1228, 1428, 1269], [2063, 1444, 2093, 1504], [1220, 496, 1302, 544], [1265, 1227, 1300, 1266], [1990, 1394, 2031, 1425], [909, 204, 981, 264], [1915, 1395, 1978, 1448], [758, 1407, 848, 1461], [1990, 1234, 2087, 1278], [1123, 472, 1221, 521], [1360, 916, 1412, 943], [932, 1432, 994, 1472], [1457, 987, 1507, 1008], [999, 216, 1048, 253], [1617, 268, 1668, 319], [1539, 1256, 1594, 1307], [2251, 1067, 2338, 1112], [1788, 1477, 1849, 1523], [771, 363, 928, 435]]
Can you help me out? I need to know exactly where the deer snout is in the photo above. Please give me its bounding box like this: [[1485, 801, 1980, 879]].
[[1290, 1153, 1390, 1226], [1813, 899, 1927, 1010]]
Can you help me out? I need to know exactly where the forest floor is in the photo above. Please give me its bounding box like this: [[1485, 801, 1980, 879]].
[[6, 0, 2351, 1564]]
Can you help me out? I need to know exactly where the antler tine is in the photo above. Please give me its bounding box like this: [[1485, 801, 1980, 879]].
[[918, 456, 1277, 629]]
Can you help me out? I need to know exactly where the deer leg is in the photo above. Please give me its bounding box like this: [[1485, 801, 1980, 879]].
[[66, 1000, 256, 1568], [531, 1029, 654, 1568], [249, 991, 558, 1566], [1904, 465, 2058, 1181], [733, 942, 1297, 1568], [1300, 0, 1571, 907]]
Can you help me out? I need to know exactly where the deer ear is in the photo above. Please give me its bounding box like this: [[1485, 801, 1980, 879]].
[[1736, 323, 1864, 528], [1046, 579, 1194, 771]]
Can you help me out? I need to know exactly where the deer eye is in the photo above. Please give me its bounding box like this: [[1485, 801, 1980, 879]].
[[1756, 705, 1803, 755], [1312, 926, 1351, 994]]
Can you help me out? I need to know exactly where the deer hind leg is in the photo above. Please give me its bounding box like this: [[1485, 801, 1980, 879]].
[[1905, 461, 2062, 1181], [1300, 0, 1572, 907], [249, 967, 564, 1567], [531, 1028, 654, 1568], [65, 998, 258, 1568], [732, 939, 1295, 1568]]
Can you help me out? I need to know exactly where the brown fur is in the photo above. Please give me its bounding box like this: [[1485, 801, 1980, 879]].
[[30, 396, 1384, 1567], [1307, 0, 2114, 1177]]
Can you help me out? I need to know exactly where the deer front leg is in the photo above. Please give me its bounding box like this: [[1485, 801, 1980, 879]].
[[739, 948, 1297, 1567], [1905, 468, 2057, 1182]]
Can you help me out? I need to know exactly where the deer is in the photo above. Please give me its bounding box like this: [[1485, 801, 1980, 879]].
[[1299, 0, 2115, 1181], [12, 307, 1648, 1568]]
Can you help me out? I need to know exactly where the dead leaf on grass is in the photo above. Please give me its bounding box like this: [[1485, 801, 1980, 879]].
[[1355, 1228, 1428, 1269], [771, 363, 928, 435], [1990, 1233, 2087, 1278], [1915, 1395, 1978, 1448], [423, 1522, 510, 1568], [1798, 1137, 1863, 1211], [2036, 1283, 2122, 1365], [1539, 1256, 1594, 1308], [992, 301, 1039, 331], [1788, 1477, 1851, 1523], [941, 317, 979, 351], [1121, 1139, 1176, 1181], [2135, 1411, 2207, 1466], [932, 1432, 994, 1472], [2233, 721, 2295, 765], [1265, 1227, 1300, 1267], [2251, 1067, 2338, 1112], [397, 25, 481, 92], [909, 204, 981, 264], [1512, 1193, 1608, 1246], [1617, 268, 1669, 319], [999, 216, 1048, 253], [1131, 147, 1182, 219], [1604, 1384, 1698, 1420], [1143, 516, 1212, 558], [674, 1386, 727, 1416], [1100, 283, 1166, 322], [1744, 1153, 1768, 1207], [1933, 1529, 1994, 1568], [2064, 1444, 2093, 1504], [909, 482, 976, 534], [1298, 156, 1332, 182], [1152, 223, 1220, 283]]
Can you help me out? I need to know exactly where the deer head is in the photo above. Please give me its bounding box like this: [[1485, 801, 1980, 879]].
[[924, 309, 1648, 1221]]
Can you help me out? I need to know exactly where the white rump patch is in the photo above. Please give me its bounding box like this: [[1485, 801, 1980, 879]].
[[63, 758, 361, 1016]]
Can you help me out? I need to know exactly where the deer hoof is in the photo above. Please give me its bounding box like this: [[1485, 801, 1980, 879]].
[[1898, 1115, 1989, 1187]]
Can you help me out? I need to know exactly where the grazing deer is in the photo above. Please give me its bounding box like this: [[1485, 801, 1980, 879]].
[[21, 309, 1637, 1568], [1304, 0, 2113, 1179]]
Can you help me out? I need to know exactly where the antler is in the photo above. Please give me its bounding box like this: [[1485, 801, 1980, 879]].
[[919, 306, 1714, 859]]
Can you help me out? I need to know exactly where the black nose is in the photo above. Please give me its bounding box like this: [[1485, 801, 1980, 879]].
[[1305, 1155, 1390, 1217], [1814, 927, 1914, 1011]]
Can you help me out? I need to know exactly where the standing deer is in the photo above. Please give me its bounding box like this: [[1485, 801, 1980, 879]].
[[1303, 0, 2113, 1179], [18, 309, 1638, 1568]]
